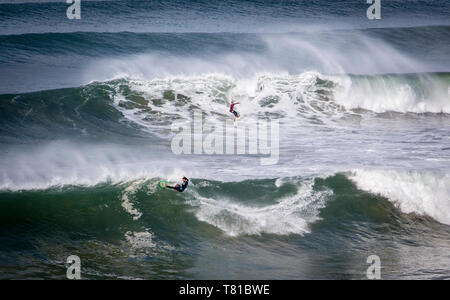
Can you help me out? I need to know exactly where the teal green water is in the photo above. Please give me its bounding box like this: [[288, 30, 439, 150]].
[[1, 175, 449, 279]]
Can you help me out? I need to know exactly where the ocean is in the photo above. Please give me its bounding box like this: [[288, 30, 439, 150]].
[[0, 0, 449, 280]]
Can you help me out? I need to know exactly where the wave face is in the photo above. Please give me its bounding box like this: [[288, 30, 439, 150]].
[[1, 0, 450, 280], [1, 173, 449, 280]]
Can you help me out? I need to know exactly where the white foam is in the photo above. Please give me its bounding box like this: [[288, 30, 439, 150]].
[[81, 30, 444, 118], [125, 231, 155, 249], [124, 230, 176, 259], [332, 74, 450, 114], [121, 180, 144, 220], [191, 178, 332, 236], [349, 169, 450, 225], [108, 71, 350, 139]]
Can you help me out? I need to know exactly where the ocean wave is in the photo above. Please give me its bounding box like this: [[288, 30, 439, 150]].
[[190, 177, 332, 236], [333, 73, 450, 113], [108, 71, 450, 133], [1, 71, 449, 145], [349, 169, 450, 226]]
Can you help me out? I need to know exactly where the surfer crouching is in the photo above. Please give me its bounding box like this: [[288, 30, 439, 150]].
[[229, 101, 240, 118], [164, 177, 189, 192]]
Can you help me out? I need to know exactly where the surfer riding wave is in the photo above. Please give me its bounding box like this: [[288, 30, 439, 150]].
[[164, 177, 189, 192]]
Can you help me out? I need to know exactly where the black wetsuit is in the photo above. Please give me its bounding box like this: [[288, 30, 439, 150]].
[[167, 179, 189, 192]]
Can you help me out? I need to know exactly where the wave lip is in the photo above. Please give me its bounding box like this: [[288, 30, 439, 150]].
[[349, 169, 450, 226], [333, 73, 450, 114]]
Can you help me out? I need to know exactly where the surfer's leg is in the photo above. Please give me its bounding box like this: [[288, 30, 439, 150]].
[[167, 184, 181, 191], [168, 186, 183, 192]]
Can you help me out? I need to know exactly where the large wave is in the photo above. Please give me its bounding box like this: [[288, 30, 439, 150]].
[[108, 72, 450, 125], [2, 71, 449, 140], [1, 170, 449, 238]]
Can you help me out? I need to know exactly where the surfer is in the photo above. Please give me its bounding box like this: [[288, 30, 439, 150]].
[[164, 177, 189, 192], [229, 101, 240, 119]]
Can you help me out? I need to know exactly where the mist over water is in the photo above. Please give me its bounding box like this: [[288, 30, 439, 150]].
[[0, 0, 450, 280]]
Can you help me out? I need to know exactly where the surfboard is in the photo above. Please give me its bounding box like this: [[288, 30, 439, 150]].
[[158, 181, 171, 188]]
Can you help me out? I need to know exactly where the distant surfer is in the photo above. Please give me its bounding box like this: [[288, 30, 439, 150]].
[[229, 101, 240, 119], [164, 176, 189, 192]]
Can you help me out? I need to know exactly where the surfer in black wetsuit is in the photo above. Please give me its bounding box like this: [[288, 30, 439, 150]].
[[165, 177, 189, 192]]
